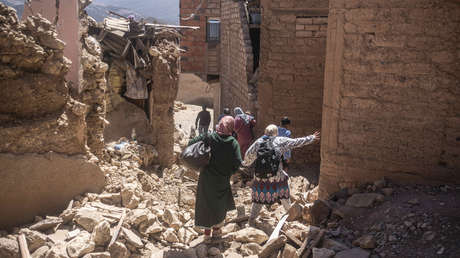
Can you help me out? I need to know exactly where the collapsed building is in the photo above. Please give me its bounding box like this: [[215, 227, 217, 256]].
[[212, 0, 460, 197], [0, 0, 182, 228]]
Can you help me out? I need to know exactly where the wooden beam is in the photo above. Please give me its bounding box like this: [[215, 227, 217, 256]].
[[297, 229, 325, 258], [145, 23, 200, 30], [18, 234, 31, 258], [258, 235, 286, 258], [108, 210, 126, 248], [281, 230, 302, 248]]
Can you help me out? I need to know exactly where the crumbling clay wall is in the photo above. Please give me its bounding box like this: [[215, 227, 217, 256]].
[[150, 42, 180, 167], [319, 0, 460, 197], [257, 0, 328, 165], [79, 2, 108, 156], [0, 4, 104, 228], [220, 0, 254, 113]]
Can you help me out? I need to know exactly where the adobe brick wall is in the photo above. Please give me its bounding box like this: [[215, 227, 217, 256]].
[[258, 0, 328, 165], [319, 0, 460, 197], [220, 0, 254, 113], [180, 0, 220, 77]]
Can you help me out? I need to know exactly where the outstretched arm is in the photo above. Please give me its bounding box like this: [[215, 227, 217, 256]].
[[277, 131, 320, 154]]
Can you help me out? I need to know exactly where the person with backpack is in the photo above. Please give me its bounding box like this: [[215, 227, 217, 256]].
[[242, 124, 320, 226], [234, 107, 256, 159], [188, 116, 242, 241]]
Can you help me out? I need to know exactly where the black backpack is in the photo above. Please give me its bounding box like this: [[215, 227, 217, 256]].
[[254, 137, 280, 178]]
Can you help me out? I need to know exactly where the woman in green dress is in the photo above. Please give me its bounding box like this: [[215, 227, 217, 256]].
[[188, 116, 242, 239]]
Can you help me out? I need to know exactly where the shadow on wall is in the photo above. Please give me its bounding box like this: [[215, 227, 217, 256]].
[[177, 73, 213, 107]]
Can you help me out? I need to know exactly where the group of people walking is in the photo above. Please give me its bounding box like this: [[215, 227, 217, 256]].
[[191, 106, 320, 241]]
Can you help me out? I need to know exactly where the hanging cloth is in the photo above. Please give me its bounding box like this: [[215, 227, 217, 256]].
[[124, 64, 148, 99]]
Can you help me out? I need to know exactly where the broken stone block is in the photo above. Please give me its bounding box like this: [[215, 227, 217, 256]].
[[48, 230, 69, 244], [281, 243, 298, 258], [353, 235, 376, 249], [287, 202, 303, 221], [195, 244, 207, 258], [127, 209, 149, 227], [163, 228, 179, 243], [31, 246, 49, 258], [19, 228, 47, 252], [29, 217, 63, 232], [0, 237, 19, 258], [108, 242, 129, 258], [66, 231, 95, 258], [120, 184, 141, 209], [44, 242, 68, 258], [234, 228, 268, 245], [345, 193, 384, 208], [310, 200, 331, 225], [121, 228, 143, 248], [240, 243, 262, 256], [321, 239, 350, 252], [91, 221, 111, 246], [74, 208, 104, 232], [312, 248, 335, 258], [82, 252, 111, 258], [381, 188, 394, 196]]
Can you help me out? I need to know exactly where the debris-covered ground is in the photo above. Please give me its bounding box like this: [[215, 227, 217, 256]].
[[0, 105, 458, 258]]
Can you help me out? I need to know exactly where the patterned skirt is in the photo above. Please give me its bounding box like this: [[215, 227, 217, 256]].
[[251, 174, 290, 205]]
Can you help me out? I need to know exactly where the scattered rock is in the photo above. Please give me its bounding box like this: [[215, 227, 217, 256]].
[[346, 193, 384, 208], [240, 243, 262, 256], [321, 239, 350, 252], [74, 209, 104, 232], [208, 247, 221, 256], [407, 198, 419, 205], [0, 237, 20, 258], [163, 228, 179, 243], [195, 244, 207, 258], [127, 209, 149, 227], [234, 228, 268, 244], [66, 231, 95, 258], [108, 242, 129, 258], [29, 217, 63, 232], [422, 231, 436, 241], [19, 228, 47, 252], [31, 246, 49, 258], [310, 200, 332, 225], [312, 248, 335, 258], [45, 242, 68, 258], [82, 252, 111, 258], [353, 235, 376, 249], [281, 243, 298, 258], [121, 228, 143, 248], [287, 202, 303, 221], [91, 221, 111, 246]]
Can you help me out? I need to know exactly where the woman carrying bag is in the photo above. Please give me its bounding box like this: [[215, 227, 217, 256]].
[[187, 116, 242, 240]]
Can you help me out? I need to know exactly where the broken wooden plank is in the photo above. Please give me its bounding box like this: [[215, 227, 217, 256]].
[[121, 41, 132, 57], [145, 23, 199, 30], [108, 210, 126, 248], [18, 234, 31, 258], [258, 235, 286, 258], [281, 230, 302, 248], [298, 229, 325, 258]]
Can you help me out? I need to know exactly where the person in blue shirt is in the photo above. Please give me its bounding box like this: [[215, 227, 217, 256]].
[[278, 117, 292, 170]]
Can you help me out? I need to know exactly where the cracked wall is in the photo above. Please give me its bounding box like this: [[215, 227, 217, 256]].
[[0, 4, 104, 228], [319, 0, 460, 197]]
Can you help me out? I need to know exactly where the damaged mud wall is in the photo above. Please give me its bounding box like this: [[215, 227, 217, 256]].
[[257, 0, 328, 166], [79, 2, 108, 156], [319, 0, 460, 197], [0, 5, 104, 228], [220, 0, 254, 113], [150, 43, 180, 167]]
